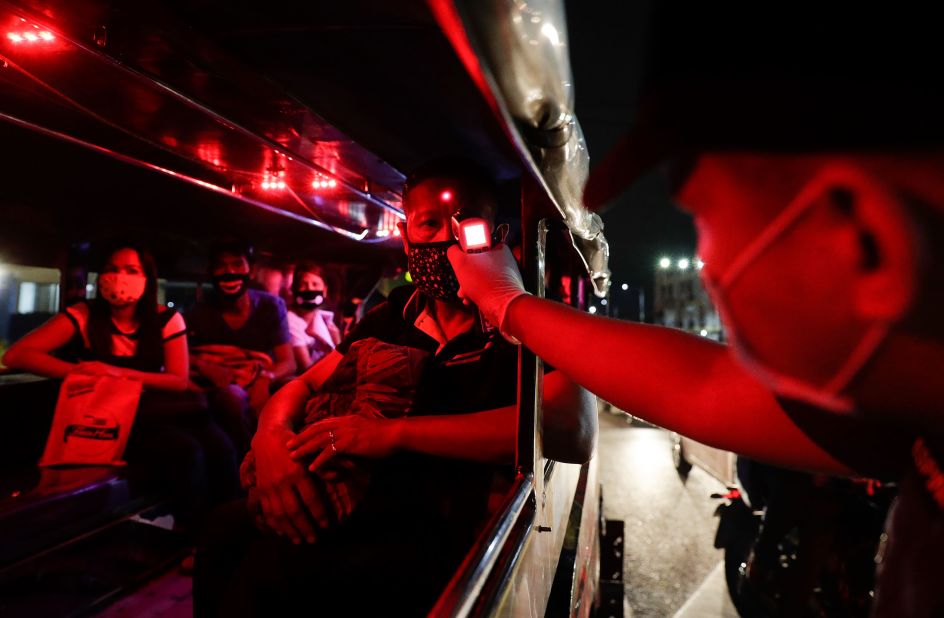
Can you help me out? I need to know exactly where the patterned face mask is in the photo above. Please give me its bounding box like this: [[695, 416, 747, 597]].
[[98, 272, 147, 305], [407, 240, 461, 302]]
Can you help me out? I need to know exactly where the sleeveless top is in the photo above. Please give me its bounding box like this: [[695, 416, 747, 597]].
[[63, 301, 187, 372]]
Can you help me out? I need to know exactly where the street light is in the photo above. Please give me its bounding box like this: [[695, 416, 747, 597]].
[[659, 257, 671, 269], [678, 258, 690, 270], [589, 306, 598, 314], [621, 283, 629, 291]]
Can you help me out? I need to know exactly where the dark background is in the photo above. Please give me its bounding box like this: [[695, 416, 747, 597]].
[[565, 0, 696, 305]]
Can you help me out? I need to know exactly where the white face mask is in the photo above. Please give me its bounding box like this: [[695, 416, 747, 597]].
[[702, 167, 890, 414], [98, 272, 147, 306]]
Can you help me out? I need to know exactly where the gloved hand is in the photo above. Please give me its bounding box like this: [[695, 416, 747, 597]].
[[447, 244, 528, 331]]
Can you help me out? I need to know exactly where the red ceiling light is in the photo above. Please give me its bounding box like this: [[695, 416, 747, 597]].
[[312, 173, 338, 191], [6, 27, 55, 44], [440, 190, 453, 203]]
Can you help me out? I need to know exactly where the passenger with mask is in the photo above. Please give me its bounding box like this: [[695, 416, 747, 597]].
[[186, 239, 295, 459], [193, 162, 597, 617], [285, 261, 341, 373], [3, 243, 240, 530], [446, 7, 944, 614]]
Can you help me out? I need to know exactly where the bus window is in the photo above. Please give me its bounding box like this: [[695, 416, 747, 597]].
[[0, 263, 61, 366]]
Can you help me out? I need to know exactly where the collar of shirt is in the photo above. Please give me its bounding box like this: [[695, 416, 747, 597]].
[[402, 288, 450, 353]]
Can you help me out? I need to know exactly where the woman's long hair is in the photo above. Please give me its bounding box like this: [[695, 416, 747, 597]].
[[87, 243, 162, 363]]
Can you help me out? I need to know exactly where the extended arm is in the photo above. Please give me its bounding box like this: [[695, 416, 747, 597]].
[[448, 245, 852, 476], [508, 297, 849, 474], [287, 371, 596, 467], [2, 314, 80, 378]]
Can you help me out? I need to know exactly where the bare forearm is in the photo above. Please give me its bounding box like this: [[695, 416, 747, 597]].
[[393, 406, 516, 463], [2, 348, 75, 379], [542, 381, 597, 464], [505, 296, 735, 423], [504, 296, 851, 475], [123, 369, 188, 391], [256, 379, 311, 435]]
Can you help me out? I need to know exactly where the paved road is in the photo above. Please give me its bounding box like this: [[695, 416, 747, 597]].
[[597, 407, 731, 617]]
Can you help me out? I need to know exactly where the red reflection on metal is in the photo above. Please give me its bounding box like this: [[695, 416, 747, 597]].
[[375, 209, 400, 238], [196, 141, 222, 167]]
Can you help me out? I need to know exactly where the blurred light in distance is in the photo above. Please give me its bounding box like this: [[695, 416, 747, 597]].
[[621, 283, 629, 291], [588, 306, 597, 314], [659, 257, 671, 269], [695, 257, 704, 270], [600, 299, 607, 306], [678, 258, 690, 270], [700, 329, 708, 337], [440, 190, 453, 202]]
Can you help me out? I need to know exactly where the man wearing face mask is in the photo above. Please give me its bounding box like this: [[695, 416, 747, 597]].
[[193, 163, 597, 617], [187, 239, 295, 459], [446, 7, 944, 615]]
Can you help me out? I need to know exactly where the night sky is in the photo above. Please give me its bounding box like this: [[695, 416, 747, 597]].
[[565, 1, 696, 292]]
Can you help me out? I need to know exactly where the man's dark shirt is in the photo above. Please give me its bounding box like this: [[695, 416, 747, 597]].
[[186, 289, 290, 358], [335, 285, 518, 541], [780, 399, 944, 617]]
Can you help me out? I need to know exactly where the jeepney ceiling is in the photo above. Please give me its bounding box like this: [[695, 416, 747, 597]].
[[0, 0, 408, 244]]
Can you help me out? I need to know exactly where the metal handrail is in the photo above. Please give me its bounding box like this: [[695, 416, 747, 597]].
[[430, 473, 534, 617]]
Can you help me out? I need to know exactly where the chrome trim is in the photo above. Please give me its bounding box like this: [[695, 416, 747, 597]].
[[0, 111, 386, 243], [431, 473, 534, 617]]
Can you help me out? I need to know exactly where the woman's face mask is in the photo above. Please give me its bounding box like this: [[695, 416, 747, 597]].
[[294, 289, 326, 310], [407, 240, 462, 302], [98, 272, 147, 306], [702, 168, 891, 414]]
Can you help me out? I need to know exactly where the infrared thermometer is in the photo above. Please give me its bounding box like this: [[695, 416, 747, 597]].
[[451, 216, 492, 253], [450, 213, 498, 334]]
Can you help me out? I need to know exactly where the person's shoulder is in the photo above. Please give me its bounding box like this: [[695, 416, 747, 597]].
[[158, 305, 187, 338], [286, 310, 307, 331], [249, 289, 286, 311], [385, 284, 418, 315], [64, 300, 90, 319]]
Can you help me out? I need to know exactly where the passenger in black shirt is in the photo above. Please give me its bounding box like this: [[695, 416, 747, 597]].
[[193, 164, 596, 617]]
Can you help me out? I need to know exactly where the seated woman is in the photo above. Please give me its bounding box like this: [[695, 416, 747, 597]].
[[2, 243, 241, 531], [286, 262, 341, 373]]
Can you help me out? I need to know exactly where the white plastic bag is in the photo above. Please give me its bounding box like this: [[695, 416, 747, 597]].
[[39, 374, 143, 467]]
